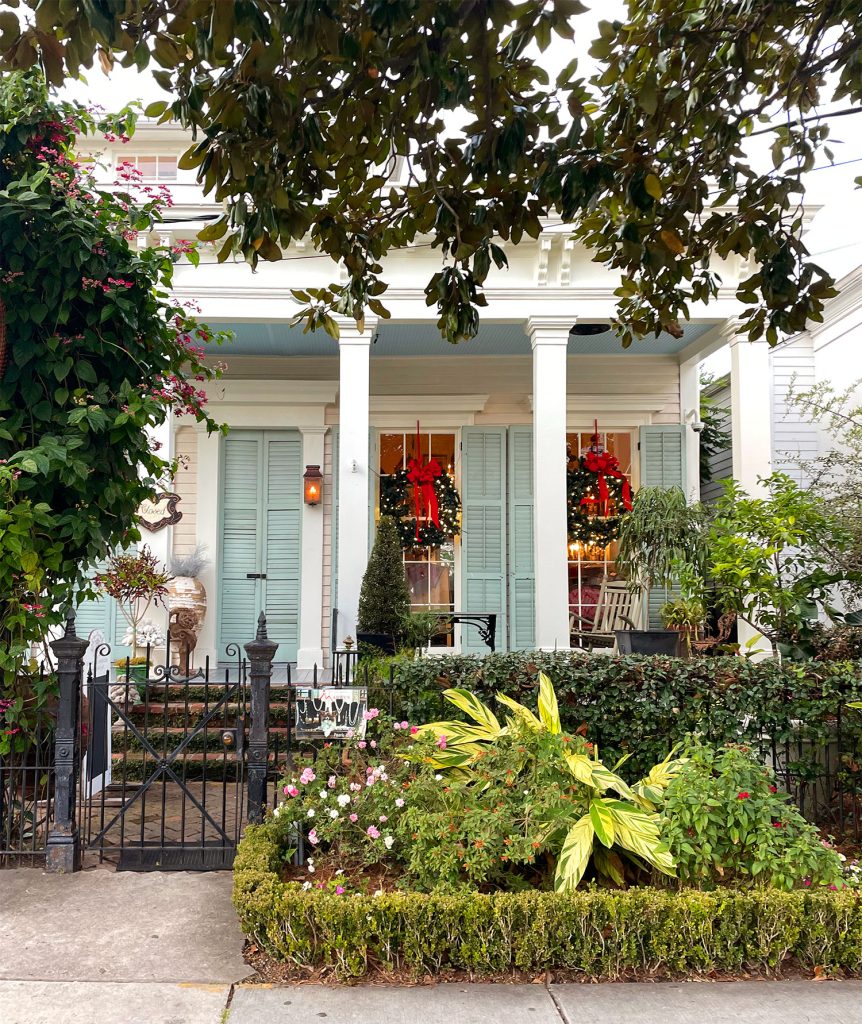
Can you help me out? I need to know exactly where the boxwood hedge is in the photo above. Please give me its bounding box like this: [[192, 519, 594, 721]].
[[371, 653, 862, 778], [234, 826, 862, 979]]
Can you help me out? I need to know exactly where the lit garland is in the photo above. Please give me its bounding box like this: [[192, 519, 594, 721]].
[[567, 456, 631, 547], [379, 469, 462, 549]]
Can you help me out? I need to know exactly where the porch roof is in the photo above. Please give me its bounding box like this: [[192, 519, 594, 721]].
[[206, 320, 718, 358]]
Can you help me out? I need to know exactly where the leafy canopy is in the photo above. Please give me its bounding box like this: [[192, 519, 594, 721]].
[[3, 1, 861, 344]]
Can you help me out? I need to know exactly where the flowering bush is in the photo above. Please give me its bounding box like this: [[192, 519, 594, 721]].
[[659, 741, 845, 890], [269, 713, 417, 872], [0, 71, 229, 700], [95, 548, 171, 658]]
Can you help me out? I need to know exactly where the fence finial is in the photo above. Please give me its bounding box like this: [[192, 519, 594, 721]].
[[63, 606, 77, 638], [256, 611, 268, 640]]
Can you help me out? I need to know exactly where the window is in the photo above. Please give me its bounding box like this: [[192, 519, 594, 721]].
[[378, 431, 457, 646], [127, 155, 178, 180], [566, 430, 634, 635]]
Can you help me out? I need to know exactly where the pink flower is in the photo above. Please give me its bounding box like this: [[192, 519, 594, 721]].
[[358, 741, 366, 749], [327, 775, 337, 789], [366, 767, 374, 775], [393, 722, 402, 731], [335, 886, 345, 895], [300, 767, 316, 785], [349, 783, 361, 792], [400, 721, 408, 730], [283, 784, 299, 798], [370, 740, 377, 749], [366, 826, 381, 839], [307, 829, 319, 845], [395, 798, 405, 808], [363, 708, 380, 721], [349, 814, 358, 823], [437, 735, 447, 750], [410, 726, 419, 735]]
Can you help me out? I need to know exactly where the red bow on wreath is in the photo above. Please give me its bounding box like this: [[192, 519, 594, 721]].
[[406, 423, 442, 541], [580, 449, 633, 513]]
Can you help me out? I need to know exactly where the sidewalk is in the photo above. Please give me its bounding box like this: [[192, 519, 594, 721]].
[[2, 866, 862, 1023]]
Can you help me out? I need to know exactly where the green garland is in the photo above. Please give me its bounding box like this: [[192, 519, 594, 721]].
[[567, 457, 630, 547], [379, 469, 461, 549]]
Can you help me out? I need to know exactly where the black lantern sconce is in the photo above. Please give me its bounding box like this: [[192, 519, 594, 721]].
[[303, 464, 323, 506]]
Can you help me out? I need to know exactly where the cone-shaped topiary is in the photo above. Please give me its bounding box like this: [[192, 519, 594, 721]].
[[358, 516, 411, 637]]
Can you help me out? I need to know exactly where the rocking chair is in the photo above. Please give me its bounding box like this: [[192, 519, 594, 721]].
[[570, 579, 642, 650]]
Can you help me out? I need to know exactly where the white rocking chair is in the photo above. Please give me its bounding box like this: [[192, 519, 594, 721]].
[[570, 579, 642, 650]]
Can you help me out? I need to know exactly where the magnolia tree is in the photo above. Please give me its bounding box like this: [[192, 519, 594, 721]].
[[3, 1, 861, 344], [0, 72, 227, 723]]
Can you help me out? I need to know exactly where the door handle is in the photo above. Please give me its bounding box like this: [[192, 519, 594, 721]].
[[246, 573, 267, 579]]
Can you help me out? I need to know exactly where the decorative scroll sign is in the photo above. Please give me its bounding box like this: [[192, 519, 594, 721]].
[[137, 492, 183, 533]]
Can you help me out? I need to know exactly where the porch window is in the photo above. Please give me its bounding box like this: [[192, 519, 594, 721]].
[[567, 430, 633, 631], [378, 431, 457, 646], [128, 155, 178, 180]]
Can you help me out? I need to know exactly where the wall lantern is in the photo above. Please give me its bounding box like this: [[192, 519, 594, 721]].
[[303, 464, 323, 506]]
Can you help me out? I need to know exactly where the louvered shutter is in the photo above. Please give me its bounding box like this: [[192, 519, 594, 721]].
[[263, 433, 303, 661], [508, 426, 535, 650], [75, 557, 132, 659], [639, 424, 687, 627], [218, 433, 263, 655], [460, 428, 507, 652]]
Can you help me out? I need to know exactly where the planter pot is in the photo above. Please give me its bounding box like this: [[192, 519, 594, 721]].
[[167, 575, 207, 627], [356, 632, 397, 655], [615, 630, 682, 657]]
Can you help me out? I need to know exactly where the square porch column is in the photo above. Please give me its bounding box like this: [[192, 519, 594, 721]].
[[729, 336, 773, 656], [335, 316, 377, 644], [297, 426, 328, 670], [527, 318, 571, 650]]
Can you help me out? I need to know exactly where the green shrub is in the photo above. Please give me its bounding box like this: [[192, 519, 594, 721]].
[[382, 653, 862, 780], [357, 516, 410, 638], [660, 742, 844, 890], [233, 826, 862, 979]]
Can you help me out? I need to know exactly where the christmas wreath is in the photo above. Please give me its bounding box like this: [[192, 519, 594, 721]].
[[567, 445, 633, 547], [379, 463, 462, 549]]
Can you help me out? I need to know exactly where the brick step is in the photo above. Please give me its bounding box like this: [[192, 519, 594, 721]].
[[111, 727, 293, 755]]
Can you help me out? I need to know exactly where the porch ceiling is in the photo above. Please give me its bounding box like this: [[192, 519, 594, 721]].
[[206, 319, 717, 357]]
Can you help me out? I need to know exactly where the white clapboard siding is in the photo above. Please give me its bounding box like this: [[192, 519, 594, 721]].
[[770, 335, 818, 484], [172, 425, 198, 557]]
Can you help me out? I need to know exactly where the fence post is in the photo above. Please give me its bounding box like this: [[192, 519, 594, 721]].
[[245, 612, 278, 825], [45, 608, 88, 873]]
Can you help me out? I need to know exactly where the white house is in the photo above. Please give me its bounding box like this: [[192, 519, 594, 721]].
[[76, 122, 780, 669]]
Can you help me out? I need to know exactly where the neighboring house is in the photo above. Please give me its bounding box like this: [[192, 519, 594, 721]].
[[77, 122, 775, 667]]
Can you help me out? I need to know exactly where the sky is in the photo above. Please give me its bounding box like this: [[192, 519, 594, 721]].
[[57, 0, 862, 371]]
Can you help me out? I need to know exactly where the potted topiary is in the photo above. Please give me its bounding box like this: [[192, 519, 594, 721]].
[[357, 516, 411, 655], [614, 487, 709, 656]]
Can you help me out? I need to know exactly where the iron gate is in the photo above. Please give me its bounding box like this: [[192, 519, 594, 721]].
[[78, 640, 250, 870]]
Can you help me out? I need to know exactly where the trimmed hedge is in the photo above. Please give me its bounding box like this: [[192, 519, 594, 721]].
[[234, 826, 862, 979], [374, 653, 862, 778]]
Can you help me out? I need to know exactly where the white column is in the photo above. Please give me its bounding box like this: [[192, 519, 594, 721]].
[[730, 337, 772, 497], [527, 318, 571, 650], [335, 317, 377, 644], [194, 423, 221, 665], [679, 356, 701, 503], [729, 336, 773, 656], [297, 426, 328, 670]]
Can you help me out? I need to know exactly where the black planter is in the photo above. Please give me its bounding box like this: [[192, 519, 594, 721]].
[[356, 632, 397, 655], [615, 629, 682, 657]]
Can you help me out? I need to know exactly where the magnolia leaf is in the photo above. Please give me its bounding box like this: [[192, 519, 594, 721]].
[[555, 814, 594, 892], [660, 229, 685, 255], [644, 174, 662, 200]]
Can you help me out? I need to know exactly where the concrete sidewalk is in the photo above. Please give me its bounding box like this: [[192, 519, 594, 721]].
[[3, 867, 862, 1023]]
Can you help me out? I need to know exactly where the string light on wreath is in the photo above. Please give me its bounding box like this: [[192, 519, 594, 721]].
[[567, 422, 633, 548], [379, 422, 462, 550]]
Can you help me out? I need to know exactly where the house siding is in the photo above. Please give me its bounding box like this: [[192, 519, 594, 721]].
[[172, 425, 198, 557], [770, 335, 817, 484]]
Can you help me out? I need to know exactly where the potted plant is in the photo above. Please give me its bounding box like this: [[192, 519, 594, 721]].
[[167, 544, 209, 634], [95, 547, 172, 683], [356, 517, 411, 654], [615, 487, 709, 656]]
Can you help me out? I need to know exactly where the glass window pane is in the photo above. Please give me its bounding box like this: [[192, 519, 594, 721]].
[[136, 155, 157, 178], [158, 156, 178, 180], [379, 433, 404, 474]]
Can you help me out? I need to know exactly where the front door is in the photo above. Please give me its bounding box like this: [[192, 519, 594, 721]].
[[218, 430, 302, 661]]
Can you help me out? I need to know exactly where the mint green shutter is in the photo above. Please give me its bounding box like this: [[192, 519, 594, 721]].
[[75, 557, 131, 658], [460, 428, 507, 652], [218, 433, 263, 655], [263, 434, 303, 660], [508, 426, 534, 650], [639, 424, 687, 627]]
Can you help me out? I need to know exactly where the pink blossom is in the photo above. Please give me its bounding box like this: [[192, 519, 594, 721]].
[[358, 741, 366, 749], [307, 829, 319, 845], [370, 740, 377, 748], [436, 735, 447, 750], [299, 767, 316, 785], [366, 826, 380, 839], [327, 775, 337, 789], [410, 726, 419, 735], [395, 798, 405, 808], [363, 708, 380, 721], [335, 886, 345, 895], [349, 814, 358, 823], [366, 767, 374, 775], [379, 815, 388, 823], [400, 721, 409, 730], [283, 784, 299, 797]]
